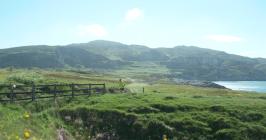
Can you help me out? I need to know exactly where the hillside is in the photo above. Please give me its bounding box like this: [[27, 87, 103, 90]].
[[0, 44, 125, 69], [158, 46, 266, 80], [68, 40, 168, 61], [1, 40, 266, 80]]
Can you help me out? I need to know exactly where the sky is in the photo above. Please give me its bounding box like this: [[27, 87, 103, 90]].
[[0, 0, 266, 58]]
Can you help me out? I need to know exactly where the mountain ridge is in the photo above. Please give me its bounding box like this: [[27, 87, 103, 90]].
[[1, 40, 266, 81]]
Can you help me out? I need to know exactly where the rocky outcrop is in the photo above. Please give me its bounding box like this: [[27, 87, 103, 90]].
[[174, 79, 227, 89]]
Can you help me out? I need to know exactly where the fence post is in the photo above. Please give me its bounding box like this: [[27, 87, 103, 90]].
[[54, 85, 57, 99], [103, 83, 106, 93], [10, 84, 14, 103], [71, 83, 74, 98], [89, 84, 91, 95], [143, 87, 145, 93], [32, 84, 35, 101]]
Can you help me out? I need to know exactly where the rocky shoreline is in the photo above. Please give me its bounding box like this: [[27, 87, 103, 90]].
[[174, 79, 227, 89]]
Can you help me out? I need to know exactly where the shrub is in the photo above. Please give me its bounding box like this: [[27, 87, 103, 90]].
[[214, 129, 240, 140], [6, 72, 44, 85], [231, 111, 264, 122], [146, 120, 173, 140], [128, 106, 160, 114], [151, 104, 176, 113], [192, 95, 204, 98], [176, 105, 197, 112], [208, 117, 233, 132], [164, 96, 177, 100], [240, 125, 266, 139], [209, 105, 226, 112], [243, 112, 264, 122], [170, 118, 211, 139]]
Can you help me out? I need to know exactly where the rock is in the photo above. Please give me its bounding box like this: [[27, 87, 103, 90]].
[[174, 79, 227, 89], [57, 128, 68, 140], [64, 116, 71, 121], [93, 132, 117, 140]]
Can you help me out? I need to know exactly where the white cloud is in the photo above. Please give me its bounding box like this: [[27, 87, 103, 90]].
[[125, 8, 143, 21], [206, 35, 242, 42], [77, 24, 108, 37]]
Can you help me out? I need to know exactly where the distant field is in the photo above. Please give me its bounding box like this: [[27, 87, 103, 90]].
[[0, 68, 122, 87], [109, 61, 172, 81], [1, 69, 266, 140]]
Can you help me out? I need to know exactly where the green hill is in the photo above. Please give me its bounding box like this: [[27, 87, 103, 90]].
[[1, 40, 266, 80], [158, 46, 266, 80], [69, 40, 168, 61], [0, 44, 125, 69]]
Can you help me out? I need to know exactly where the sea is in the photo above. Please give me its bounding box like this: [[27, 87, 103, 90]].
[[214, 81, 266, 93]]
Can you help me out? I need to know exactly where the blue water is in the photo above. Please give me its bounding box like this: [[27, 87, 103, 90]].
[[214, 81, 266, 93]]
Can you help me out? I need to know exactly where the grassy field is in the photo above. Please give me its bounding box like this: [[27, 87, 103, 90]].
[[0, 68, 122, 86], [1, 69, 266, 140], [109, 61, 171, 83]]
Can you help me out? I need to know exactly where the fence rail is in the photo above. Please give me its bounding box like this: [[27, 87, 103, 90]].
[[0, 83, 106, 102]]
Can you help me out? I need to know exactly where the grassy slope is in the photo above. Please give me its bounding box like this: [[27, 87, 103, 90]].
[[0, 102, 63, 140], [61, 85, 266, 139], [111, 62, 170, 75], [1, 69, 266, 139]]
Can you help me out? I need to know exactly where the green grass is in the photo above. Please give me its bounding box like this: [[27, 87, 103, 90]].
[[59, 84, 266, 139], [109, 61, 171, 82], [1, 69, 266, 139], [0, 69, 123, 87], [0, 102, 61, 139]]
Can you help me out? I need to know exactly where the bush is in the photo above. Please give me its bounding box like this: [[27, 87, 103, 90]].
[[240, 125, 266, 139], [128, 106, 160, 114], [164, 96, 177, 100], [170, 118, 211, 139], [243, 112, 264, 122], [176, 105, 197, 112], [151, 104, 176, 113], [230, 111, 264, 122], [60, 108, 140, 140], [214, 129, 240, 140], [209, 105, 226, 112], [208, 117, 234, 132], [146, 120, 173, 140], [6, 72, 44, 85]]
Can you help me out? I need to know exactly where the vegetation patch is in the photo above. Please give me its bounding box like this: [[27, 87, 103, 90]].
[[176, 105, 198, 112], [239, 112, 264, 122], [192, 95, 204, 98], [228, 110, 264, 122], [128, 106, 160, 114], [214, 129, 240, 140], [6, 72, 44, 85], [169, 118, 211, 139], [150, 104, 177, 113], [60, 108, 143, 140], [209, 105, 227, 112], [208, 117, 235, 132], [258, 96, 266, 100], [164, 96, 177, 100]]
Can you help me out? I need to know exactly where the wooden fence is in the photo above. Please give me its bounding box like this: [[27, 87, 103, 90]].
[[0, 83, 106, 102]]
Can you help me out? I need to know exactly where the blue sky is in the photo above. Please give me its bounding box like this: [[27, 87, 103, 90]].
[[0, 0, 266, 58]]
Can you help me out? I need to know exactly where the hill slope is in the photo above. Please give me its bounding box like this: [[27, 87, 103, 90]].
[[69, 40, 168, 61], [1, 40, 266, 80], [0, 44, 125, 69], [158, 46, 266, 80]]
